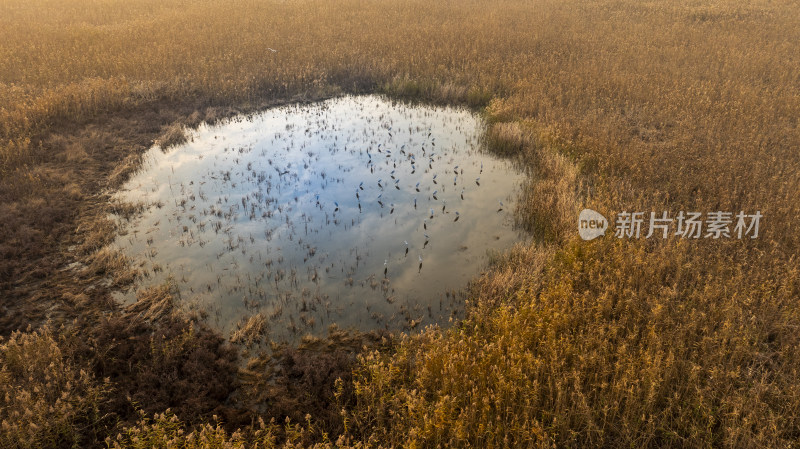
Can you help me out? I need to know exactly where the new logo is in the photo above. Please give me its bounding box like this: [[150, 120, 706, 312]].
[[578, 209, 608, 240]]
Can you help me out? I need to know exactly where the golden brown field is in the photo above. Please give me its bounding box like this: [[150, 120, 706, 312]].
[[2, 0, 799, 447]]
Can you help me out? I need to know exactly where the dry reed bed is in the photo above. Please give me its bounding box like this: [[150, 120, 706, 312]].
[[2, 0, 800, 446]]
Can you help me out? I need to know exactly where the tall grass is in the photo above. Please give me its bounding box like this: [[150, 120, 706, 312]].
[[2, 0, 799, 446], [0, 328, 106, 448]]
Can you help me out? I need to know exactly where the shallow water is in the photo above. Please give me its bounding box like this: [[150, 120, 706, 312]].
[[112, 95, 526, 341]]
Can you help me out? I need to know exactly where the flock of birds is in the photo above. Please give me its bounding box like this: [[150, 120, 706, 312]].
[[114, 96, 521, 342]]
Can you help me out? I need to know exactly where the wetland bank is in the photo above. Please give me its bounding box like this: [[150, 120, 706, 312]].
[[3, 0, 800, 447], [112, 95, 526, 341]]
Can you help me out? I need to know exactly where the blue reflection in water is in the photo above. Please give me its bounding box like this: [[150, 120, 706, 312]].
[[112, 95, 526, 342]]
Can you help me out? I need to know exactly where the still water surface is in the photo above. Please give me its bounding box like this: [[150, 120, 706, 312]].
[[112, 95, 526, 341]]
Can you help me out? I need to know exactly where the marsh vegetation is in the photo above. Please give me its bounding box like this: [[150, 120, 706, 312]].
[[1, 0, 799, 447]]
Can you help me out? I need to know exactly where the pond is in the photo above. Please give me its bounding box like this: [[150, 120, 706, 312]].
[[111, 95, 526, 342]]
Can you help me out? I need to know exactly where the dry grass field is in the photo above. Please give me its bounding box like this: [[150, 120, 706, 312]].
[[1, 0, 799, 447]]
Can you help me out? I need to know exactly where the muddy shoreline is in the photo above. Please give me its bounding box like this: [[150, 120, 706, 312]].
[[0, 88, 497, 441]]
